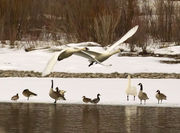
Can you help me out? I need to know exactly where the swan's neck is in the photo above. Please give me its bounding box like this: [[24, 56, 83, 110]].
[[109, 49, 120, 56], [127, 76, 131, 88]]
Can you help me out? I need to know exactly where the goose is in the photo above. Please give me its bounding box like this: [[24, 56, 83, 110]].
[[56, 87, 66, 96], [11, 93, 19, 101], [126, 75, 137, 101], [156, 90, 167, 104], [42, 47, 89, 76], [91, 94, 101, 104], [76, 25, 139, 67], [138, 83, 149, 104], [82, 96, 92, 103], [49, 80, 66, 103], [22, 89, 37, 100]]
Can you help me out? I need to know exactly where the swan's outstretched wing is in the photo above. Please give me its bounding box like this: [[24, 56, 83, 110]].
[[42, 51, 63, 76], [108, 25, 139, 52], [74, 51, 111, 66], [82, 50, 102, 57]]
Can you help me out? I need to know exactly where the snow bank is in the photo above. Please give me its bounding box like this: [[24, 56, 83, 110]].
[[1, 78, 180, 107]]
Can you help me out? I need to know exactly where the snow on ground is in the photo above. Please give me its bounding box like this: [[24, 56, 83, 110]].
[[0, 78, 180, 107], [154, 46, 180, 55], [0, 47, 180, 74]]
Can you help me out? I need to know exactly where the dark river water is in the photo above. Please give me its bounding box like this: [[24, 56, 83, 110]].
[[0, 103, 180, 133]]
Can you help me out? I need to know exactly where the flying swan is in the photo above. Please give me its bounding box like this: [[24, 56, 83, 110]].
[[76, 25, 139, 66], [42, 25, 138, 76]]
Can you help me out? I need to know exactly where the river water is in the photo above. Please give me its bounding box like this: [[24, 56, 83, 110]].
[[0, 103, 180, 133]]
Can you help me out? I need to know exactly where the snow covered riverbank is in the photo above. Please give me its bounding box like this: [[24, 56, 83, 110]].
[[1, 78, 180, 107], [0, 47, 180, 74]]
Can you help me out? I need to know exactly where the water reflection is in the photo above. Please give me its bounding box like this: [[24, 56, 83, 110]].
[[0, 103, 180, 133]]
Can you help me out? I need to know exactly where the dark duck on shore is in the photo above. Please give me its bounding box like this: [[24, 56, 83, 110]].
[[91, 94, 101, 104], [11, 93, 19, 101], [156, 90, 167, 104], [22, 89, 37, 100], [49, 80, 66, 104], [138, 83, 149, 104], [82, 96, 92, 103]]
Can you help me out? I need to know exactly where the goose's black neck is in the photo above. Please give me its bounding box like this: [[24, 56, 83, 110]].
[[140, 84, 143, 91], [51, 80, 53, 88]]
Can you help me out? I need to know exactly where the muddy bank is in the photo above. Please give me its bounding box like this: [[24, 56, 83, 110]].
[[0, 70, 180, 78]]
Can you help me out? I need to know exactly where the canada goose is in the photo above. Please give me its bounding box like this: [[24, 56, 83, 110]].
[[126, 75, 137, 101], [91, 94, 101, 104], [82, 96, 92, 103], [42, 47, 89, 76], [49, 80, 66, 103], [11, 93, 19, 101], [138, 83, 149, 104], [156, 90, 167, 104], [22, 89, 37, 100], [56, 87, 66, 96], [76, 25, 139, 67]]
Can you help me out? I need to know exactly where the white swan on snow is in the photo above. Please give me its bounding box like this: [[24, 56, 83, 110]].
[[125, 75, 137, 101]]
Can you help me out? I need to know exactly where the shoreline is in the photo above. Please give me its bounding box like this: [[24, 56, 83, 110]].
[[0, 70, 180, 78]]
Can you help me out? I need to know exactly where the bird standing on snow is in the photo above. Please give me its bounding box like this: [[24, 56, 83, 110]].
[[91, 94, 101, 104], [138, 83, 149, 104], [22, 89, 37, 100], [82, 96, 92, 103], [11, 93, 19, 101], [56, 87, 66, 97], [126, 75, 137, 101], [49, 80, 66, 104], [156, 90, 167, 104]]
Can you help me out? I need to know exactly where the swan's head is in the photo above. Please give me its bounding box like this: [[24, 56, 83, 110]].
[[82, 47, 89, 51]]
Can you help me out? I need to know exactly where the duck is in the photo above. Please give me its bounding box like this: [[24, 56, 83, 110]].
[[11, 93, 19, 101], [76, 25, 139, 67], [82, 96, 92, 103], [138, 83, 149, 104], [156, 90, 167, 104], [49, 80, 66, 103], [126, 75, 137, 101], [91, 94, 101, 104], [42, 47, 89, 76], [22, 89, 37, 100]]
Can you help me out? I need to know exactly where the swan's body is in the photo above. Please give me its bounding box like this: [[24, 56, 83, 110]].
[[49, 80, 66, 103], [126, 75, 137, 101], [156, 90, 167, 104], [42, 47, 89, 76], [80, 25, 139, 66], [22, 89, 37, 100], [11, 93, 19, 101], [138, 83, 149, 104], [82, 96, 92, 103], [91, 94, 100, 104]]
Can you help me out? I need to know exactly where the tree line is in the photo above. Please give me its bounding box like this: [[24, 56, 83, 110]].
[[0, 0, 179, 51]]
